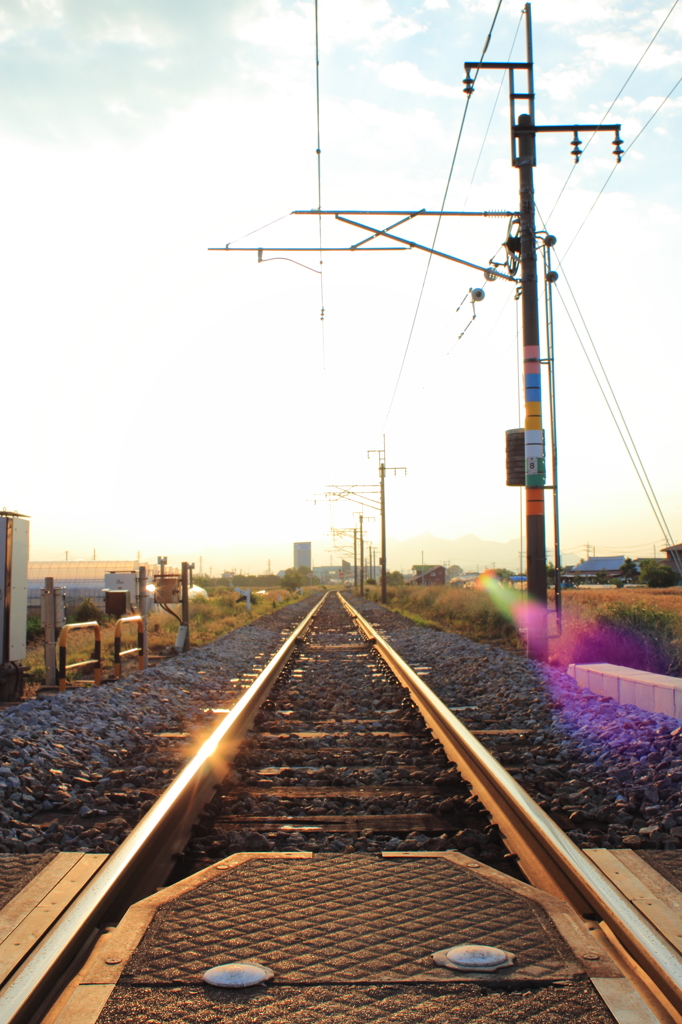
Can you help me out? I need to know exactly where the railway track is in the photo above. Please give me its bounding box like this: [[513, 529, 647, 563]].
[[1, 591, 682, 1024], [178, 592, 504, 871]]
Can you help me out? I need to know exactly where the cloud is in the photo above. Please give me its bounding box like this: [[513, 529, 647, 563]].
[[0, 0, 261, 145], [378, 60, 457, 97], [538, 66, 590, 101], [422, 0, 450, 9]]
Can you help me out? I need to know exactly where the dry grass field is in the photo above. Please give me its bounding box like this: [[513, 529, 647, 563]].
[[366, 583, 682, 676], [23, 587, 314, 692]]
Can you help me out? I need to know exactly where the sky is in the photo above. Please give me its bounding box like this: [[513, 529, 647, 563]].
[[1, 0, 681, 573]]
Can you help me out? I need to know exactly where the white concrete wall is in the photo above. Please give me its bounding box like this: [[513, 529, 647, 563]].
[[568, 663, 682, 718]]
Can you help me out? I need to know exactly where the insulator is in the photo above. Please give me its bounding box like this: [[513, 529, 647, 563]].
[[545, 270, 559, 283], [462, 73, 474, 96], [484, 268, 498, 282], [570, 132, 582, 163], [613, 131, 624, 163], [544, 234, 557, 247]]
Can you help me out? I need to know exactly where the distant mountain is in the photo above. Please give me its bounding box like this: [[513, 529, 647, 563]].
[[385, 532, 523, 573]]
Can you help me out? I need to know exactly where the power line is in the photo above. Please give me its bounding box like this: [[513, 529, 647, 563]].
[[562, 68, 682, 257], [464, 11, 524, 207], [382, 0, 504, 429], [553, 281, 680, 572], [546, 0, 680, 223]]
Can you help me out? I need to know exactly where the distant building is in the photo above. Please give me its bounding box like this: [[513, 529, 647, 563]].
[[294, 542, 312, 571], [409, 565, 446, 586], [662, 544, 682, 570], [562, 556, 625, 581]]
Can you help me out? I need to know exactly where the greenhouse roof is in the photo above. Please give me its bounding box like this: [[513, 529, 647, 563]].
[[28, 560, 144, 580]]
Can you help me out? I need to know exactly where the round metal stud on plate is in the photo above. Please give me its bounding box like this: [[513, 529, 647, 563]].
[[203, 962, 274, 988], [432, 943, 515, 973]]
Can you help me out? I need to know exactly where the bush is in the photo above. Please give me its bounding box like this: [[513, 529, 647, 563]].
[[26, 615, 43, 643], [640, 561, 680, 589], [72, 599, 105, 624]]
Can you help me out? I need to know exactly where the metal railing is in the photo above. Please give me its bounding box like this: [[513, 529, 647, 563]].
[[113, 615, 145, 679], [57, 621, 101, 691]]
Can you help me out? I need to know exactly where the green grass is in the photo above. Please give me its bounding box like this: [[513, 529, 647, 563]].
[[363, 584, 520, 648]]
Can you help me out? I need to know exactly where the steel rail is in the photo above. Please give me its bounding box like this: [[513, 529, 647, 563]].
[[339, 593, 682, 1020], [0, 593, 328, 1024]]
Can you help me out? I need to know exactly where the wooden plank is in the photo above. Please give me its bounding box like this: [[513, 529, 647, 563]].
[[0, 854, 107, 985], [586, 849, 654, 901], [587, 849, 682, 957], [0, 854, 83, 946], [216, 813, 452, 832], [616, 851, 682, 918]]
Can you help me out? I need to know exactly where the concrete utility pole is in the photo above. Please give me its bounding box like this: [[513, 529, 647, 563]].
[[359, 515, 364, 597], [354, 529, 357, 588], [464, 2, 622, 659], [368, 439, 406, 602]]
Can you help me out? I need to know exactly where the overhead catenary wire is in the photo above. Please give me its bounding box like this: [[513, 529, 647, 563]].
[[546, 0, 680, 224], [463, 11, 524, 208], [382, 0, 505, 430], [314, 0, 326, 369]]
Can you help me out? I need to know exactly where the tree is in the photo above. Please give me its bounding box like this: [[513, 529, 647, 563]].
[[546, 561, 557, 584], [620, 557, 639, 583], [386, 571, 405, 585], [639, 559, 680, 589], [496, 568, 516, 580], [595, 571, 608, 584], [282, 568, 305, 591]]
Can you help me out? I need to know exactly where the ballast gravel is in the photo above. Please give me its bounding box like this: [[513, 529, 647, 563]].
[[0, 597, 320, 855], [348, 595, 682, 852], [3, 590, 682, 858]]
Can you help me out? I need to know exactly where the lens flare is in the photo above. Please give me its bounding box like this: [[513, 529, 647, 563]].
[[476, 570, 547, 658]]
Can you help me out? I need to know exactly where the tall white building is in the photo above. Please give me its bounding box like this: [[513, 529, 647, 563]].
[[293, 542, 312, 571]]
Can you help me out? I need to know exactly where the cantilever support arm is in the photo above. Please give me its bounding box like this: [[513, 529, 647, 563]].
[[334, 215, 515, 281]]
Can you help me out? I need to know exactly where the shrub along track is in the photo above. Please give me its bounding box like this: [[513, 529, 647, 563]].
[[180, 594, 506, 872]]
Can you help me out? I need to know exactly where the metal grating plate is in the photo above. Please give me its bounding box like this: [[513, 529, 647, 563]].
[[119, 856, 583, 986], [98, 980, 616, 1024]]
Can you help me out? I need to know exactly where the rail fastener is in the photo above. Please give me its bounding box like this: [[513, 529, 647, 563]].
[[57, 621, 101, 692], [113, 615, 146, 679]]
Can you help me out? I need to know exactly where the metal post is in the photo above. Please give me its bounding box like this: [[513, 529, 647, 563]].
[[138, 565, 149, 668], [353, 529, 358, 588], [181, 561, 190, 652], [43, 577, 57, 688], [359, 515, 364, 597], [517, 7, 547, 660], [543, 239, 562, 631], [380, 462, 387, 601]]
